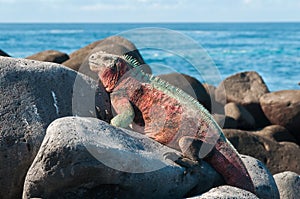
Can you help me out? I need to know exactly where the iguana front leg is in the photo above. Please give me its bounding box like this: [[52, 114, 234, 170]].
[[164, 137, 208, 168], [164, 137, 210, 174], [166, 136, 214, 168], [111, 97, 135, 128], [179, 136, 202, 162]]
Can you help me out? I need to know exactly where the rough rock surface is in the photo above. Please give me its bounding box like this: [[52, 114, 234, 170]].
[[0, 57, 108, 199], [0, 49, 10, 57], [240, 155, 279, 199], [273, 171, 300, 199], [224, 129, 300, 174], [260, 90, 300, 144], [225, 102, 255, 130], [215, 71, 270, 127], [26, 50, 69, 64], [187, 185, 259, 199], [62, 36, 150, 79], [188, 155, 279, 199], [158, 73, 211, 112], [254, 125, 297, 143], [23, 117, 223, 199]]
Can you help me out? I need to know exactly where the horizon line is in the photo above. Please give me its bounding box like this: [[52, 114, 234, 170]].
[[1, 21, 300, 24]]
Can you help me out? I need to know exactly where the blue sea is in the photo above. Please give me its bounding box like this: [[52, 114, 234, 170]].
[[0, 23, 299, 91]]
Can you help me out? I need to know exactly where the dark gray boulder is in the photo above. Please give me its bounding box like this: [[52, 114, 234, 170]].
[[0, 57, 109, 199], [0, 49, 10, 57], [23, 117, 223, 199], [240, 155, 279, 199]]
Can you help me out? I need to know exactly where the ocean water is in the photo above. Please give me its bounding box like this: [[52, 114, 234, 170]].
[[0, 23, 299, 91]]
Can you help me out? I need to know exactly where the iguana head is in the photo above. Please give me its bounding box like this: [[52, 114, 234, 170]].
[[89, 51, 134, 92]]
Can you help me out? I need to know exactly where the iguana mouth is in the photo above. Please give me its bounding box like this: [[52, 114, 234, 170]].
[[89, 60, 117, 72], [89, 61, 100, 72]]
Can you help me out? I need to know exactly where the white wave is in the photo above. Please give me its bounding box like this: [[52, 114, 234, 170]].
[[49, 29, 84, 34]]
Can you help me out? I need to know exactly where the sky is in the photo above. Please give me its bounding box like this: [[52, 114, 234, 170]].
[[0, 0, 300, 23]]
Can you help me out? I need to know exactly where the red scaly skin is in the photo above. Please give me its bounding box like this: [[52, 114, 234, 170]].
[[89, 52, 255, 194]]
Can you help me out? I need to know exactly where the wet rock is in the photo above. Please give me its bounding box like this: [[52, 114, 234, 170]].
[[187, 185, 259, 199], [158, 73, 211, 112], [241, 155, 279, 199], [215, 71, 270, 128], [260, 90, 300, 144], [0, 49, 10, 57], [224, 129, 300, 174], [273, 171, 300, 199], [254, 125, 297, 143], [0, 57, 106, 199], [225, 102, 255, 130], [62, 36, 150, 79], [23, 117, 223, 199], [26, 50, 69, 64]]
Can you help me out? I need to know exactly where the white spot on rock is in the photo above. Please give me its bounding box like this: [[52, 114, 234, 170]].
[[32, 104, 39, 116], [51, 91, 59, 115]]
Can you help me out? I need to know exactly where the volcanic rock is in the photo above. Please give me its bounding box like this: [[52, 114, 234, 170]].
[[187, 185, 259, 199], [260, 90, 300, 144], [26, 50, 69, 64], [225, 102, 255, 130], [254, 125, 297, 143], [224, 129, 300, 174], [62, 36, 150, 79], [0, 57, 107, 199], [215, 71, 270, 127], [23, 117, 223, 199], [159, 73, 211, 112], [273, 171, 300, 199], [0, 49, 10, 57]]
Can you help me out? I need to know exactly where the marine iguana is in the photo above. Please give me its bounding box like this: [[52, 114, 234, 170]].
[[89, 51, 255, 193]]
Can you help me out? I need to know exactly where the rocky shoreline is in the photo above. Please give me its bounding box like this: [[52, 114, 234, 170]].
[[0, 36, 299, 198]]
